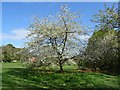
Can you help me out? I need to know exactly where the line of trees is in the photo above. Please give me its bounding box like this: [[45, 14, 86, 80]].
[[1, 44, 22, 62]]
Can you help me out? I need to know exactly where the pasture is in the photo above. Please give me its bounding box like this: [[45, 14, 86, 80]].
[[2, 62, 120, 90]]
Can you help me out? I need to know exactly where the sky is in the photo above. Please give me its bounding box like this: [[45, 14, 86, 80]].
[[1, 2, 114, 48]]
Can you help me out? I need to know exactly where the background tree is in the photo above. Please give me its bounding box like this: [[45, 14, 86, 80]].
[[91, 3, 118, 30], [85, 29, 118, 71], [2, 44, 22, 62], [83, 3, 119, 73], [25, 5, 86, 72], [0, 46, 3, 62]]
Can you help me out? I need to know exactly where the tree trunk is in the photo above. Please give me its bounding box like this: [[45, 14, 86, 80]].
[[59, 60, 63, 73], [93, 62, 96, 71]]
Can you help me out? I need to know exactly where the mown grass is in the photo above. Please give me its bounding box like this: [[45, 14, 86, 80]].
[[2, 62, 120, 90]]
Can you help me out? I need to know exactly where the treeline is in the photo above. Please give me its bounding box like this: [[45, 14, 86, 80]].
[[0, 44, 22, 62]]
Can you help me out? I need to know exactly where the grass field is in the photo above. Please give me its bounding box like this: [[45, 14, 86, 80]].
[[2, 62, 120, 90]]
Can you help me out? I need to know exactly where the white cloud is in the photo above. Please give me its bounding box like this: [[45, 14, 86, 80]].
[[1, 28, 29, 40]]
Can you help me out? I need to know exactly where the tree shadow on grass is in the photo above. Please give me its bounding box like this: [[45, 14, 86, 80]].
[[2, 68, 120, 90], [2, 68, 52, 90]]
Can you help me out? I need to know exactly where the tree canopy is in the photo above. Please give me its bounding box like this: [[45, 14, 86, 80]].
[[91, 3, 118, 30], [25, 5, 87, 72], [82, 3, 119, 73]]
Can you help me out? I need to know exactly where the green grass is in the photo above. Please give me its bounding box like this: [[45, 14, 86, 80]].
[[2, 62, 24, 69], [2, 62, 120, 90]]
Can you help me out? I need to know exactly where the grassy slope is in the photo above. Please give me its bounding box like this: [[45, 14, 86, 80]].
[[2, 62, 120, 90]]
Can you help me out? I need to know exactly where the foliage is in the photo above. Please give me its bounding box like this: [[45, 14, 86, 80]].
[[78, 3, 120, 74], [25, 4, 87, 72], [91, 3, 118, 30], [1, 44, 22, 62], [84, 29, 119, 73]]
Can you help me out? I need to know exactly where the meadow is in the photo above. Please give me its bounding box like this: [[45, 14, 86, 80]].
[[1, 62, 120, 90]]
